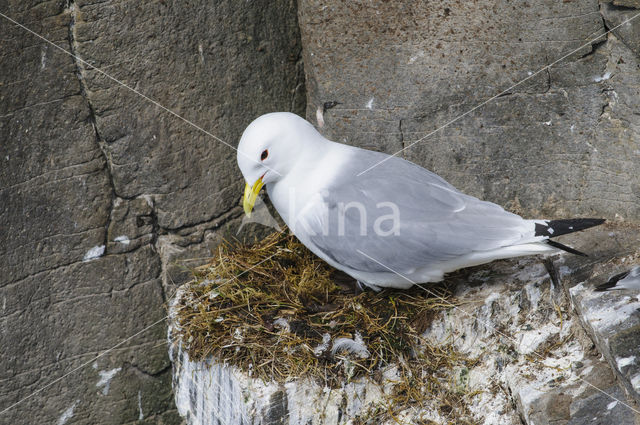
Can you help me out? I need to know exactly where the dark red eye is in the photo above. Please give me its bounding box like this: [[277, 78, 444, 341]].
[[260, 149, 269, 161]]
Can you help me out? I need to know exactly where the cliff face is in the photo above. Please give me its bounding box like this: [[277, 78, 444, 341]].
[[2, 0, 640, 423], [298, 0, 640, 221], [0, 1, 304, 423]]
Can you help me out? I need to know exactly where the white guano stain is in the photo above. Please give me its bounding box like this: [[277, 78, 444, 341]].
[[41, 47, 47, 69], [616, 356, 636, 369], [97, 367, 121, 395], [365, 98, 374, 110], [114, 235, 130, 245], [83, 245, 105, 262], [198, 43, 205, 64], [408, 50, 424, 64], [138, 390, 144, 420], [57, 400, 78, 425], [316, 105, 325, 128]]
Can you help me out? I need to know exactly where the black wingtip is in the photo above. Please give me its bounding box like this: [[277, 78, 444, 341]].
[[594, 270, 631, 292], [535, 218, 606, 238], [546, 239, 588, 257]]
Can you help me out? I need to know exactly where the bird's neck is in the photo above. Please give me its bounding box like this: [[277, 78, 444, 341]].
[[267, 140, 353, 229]]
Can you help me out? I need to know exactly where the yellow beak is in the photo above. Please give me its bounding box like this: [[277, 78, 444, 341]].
[[243, 177, 264, 217]]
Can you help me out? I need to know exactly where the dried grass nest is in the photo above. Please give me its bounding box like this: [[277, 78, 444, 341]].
[[174, 229, 478, 419]]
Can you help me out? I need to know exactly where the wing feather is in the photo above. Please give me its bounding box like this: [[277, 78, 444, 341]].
[[297, 148, 531, 274]]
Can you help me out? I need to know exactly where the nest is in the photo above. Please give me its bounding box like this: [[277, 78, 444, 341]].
[[174, 229, 478, 422]]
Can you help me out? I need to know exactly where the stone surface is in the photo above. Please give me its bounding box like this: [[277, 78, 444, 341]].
[[298, 0, 640, 222], [570, 253, 640, 406], [601, 2, 640, 56], [602, 0, 640, 12], [169, 225, 640, 425], [426, 225, 640, 425], [0, 0, 304, 423], [71, 0, 305, 230], [171, 341, 435, 425]]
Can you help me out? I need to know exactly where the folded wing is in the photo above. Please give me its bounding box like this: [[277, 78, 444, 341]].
[[298, 149, 534, 274]]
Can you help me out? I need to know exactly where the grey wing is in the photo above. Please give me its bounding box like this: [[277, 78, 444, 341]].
[[299, 149, 531, 274]]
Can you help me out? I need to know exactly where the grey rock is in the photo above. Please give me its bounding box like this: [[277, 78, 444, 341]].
[[570, 257, 640, 405], [600, 0, 640, 56], [0, 0, 305, 423], [567, 384, 636, 425], [513, 353, 637, 425], [298, 0, 640, 221], [0, 247, 170, 425], [601, 0, 640, 13], [72, 0, 305, 230], [156, 212, 237, 297], [106, 196, 155, 255]]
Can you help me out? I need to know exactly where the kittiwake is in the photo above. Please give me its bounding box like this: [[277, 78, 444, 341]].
[[237, 112, 604, 290], [595, 266, 640, 291]]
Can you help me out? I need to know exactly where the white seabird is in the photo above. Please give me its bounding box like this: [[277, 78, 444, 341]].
[[237, 112, 604, 290], [595, 266, 640, 291]]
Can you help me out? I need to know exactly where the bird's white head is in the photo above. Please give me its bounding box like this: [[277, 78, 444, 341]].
[[237, 112, 322, 216]]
